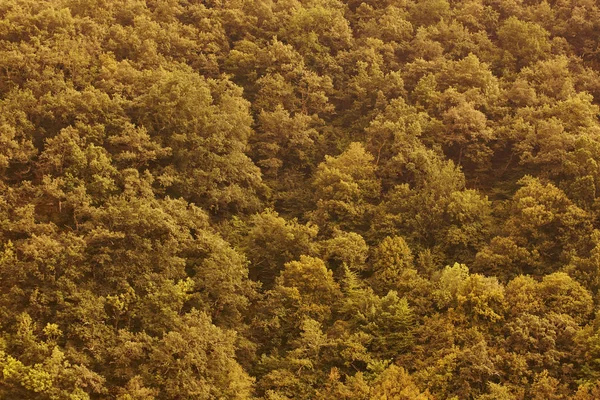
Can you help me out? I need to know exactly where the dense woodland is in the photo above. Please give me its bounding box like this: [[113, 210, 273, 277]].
[[5, 0, 600, 398]]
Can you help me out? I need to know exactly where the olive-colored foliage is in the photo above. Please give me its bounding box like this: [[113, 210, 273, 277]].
[[369, 365, 432, 399], [4, 0, 600, 398], [310, 142, 381, 234], [497, 17, 551, 70], [475, 176, 592, 278], [241, 208, 319, 288], [370, 148, 492, 264], [320, 229, 369, 272]]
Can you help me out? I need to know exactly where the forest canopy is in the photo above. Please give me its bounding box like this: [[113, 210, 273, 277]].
[[3, 0, 600, 398]]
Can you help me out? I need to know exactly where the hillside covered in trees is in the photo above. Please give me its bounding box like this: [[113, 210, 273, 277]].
[[4, 0, 600, 398]]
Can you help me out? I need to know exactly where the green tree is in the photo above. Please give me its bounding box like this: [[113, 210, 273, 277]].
[[497, 17, 551, 70], [241, 208, 318, 288], [310, 142, 381, 234]]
